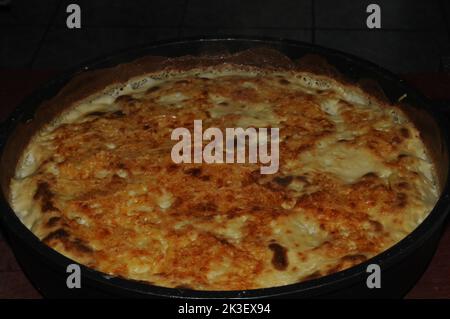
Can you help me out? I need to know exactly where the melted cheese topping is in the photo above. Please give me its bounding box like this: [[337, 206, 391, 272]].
[[9, 66, 439, 290]]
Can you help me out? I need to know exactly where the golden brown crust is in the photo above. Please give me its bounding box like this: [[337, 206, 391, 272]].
[[3, 47, 439, 291], [1, 48, 392, 199]]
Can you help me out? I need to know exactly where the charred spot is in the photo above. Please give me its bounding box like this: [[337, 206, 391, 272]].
[[42, 200, 59, 213], [43, 229, 93, 254], [46, 216, 61, 228], [78, 202, 90, 210], [395, 192, 408, 208], [111, 110, 126, 118], [115, 95, 134, 103], [268, 243, 288, 271], [42, 228, 70, 243], [225, 207, 242, 218], [251, 205, 262, 212], [143, 124, 151, 130], [146, 86, 160, 94], [116, 162, 127, 169], [215, 236, 232, 246], [341, 254, 367, 263], [369, 220, 384, 232], [33, 181, 51, 200], [184, 167, 202, 177], [278, 78, 290, 85], [367, 142, 376, 151], [184, 167, 210, 181], [362, 172, 378, 179], [400, 127, 410, 138], [34, 181, 59, 213], [72, 238, 94, 253], [397, 181, 410, 190], [273, 175, 293, 187], [87, 111, 107, 117]]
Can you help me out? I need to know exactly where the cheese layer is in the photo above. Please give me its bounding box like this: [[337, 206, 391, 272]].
[[10, 67, 438, 290]]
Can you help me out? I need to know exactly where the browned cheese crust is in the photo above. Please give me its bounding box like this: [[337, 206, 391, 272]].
[[7, 49, 438, 290]]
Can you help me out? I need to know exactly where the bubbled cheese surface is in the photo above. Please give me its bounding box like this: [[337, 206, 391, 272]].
[[10, 66, 439, 290]]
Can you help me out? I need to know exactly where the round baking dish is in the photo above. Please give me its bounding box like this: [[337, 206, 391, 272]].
[[0, 38, 449, 298]]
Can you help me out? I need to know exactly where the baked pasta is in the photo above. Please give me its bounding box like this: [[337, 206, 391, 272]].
[[7, 49, 439, 290]]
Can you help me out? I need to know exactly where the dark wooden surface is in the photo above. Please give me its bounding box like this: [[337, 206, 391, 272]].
[[0, 70, 449, 299]]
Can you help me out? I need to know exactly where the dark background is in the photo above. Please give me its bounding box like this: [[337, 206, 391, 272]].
[[1, 0, 450, 73]]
